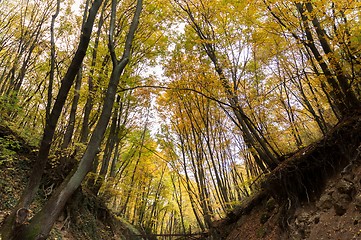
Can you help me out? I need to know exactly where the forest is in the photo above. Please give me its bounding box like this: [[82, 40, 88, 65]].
[[0, 0, 360, 239]]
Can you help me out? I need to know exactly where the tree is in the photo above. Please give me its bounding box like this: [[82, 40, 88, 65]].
[[157, 67, 253, 229], [173, 0, 280, 172], [264, 0, 361, 117], [1, 0, 360, 238], [13, 0, 143, 238], [1, 0, 104, 238], [1, 0, 144, 238]]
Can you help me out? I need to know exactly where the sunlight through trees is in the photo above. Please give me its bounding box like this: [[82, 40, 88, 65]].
[[0, 0, 360, 238]]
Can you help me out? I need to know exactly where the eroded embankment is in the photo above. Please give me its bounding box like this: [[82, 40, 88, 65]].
[[212, 110, 361, 239]]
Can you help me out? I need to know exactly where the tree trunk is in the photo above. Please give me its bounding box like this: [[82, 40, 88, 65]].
[[46, 0, 60, 120], [0, 1, 104, 239], [92, 96, 120, 194], [11, 1, 142, 238], [304, 2, 360, 110], [61, 68, 82, 150], [295, 2, 350, 116], [80, 2, 105, 143]]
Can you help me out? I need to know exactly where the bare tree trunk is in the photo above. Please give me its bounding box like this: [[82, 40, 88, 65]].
[[171, 174, 186, 233], [0, 1, 104, 239], [80, 2, 105, 143], [265, 1, 350, 119], [304, 2, 360, 110], [295, 2, 356, 116], [11, 1, 142, 238], [46, 0, 60, 120], [92, 96, 120, 194], [120, 117, 148, 215], [61, 68, 82, 150]]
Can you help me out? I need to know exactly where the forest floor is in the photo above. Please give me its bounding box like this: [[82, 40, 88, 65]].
[[219, 162, 361, 240], [0, 124, 142, 240], [215, 111, 361, 240]]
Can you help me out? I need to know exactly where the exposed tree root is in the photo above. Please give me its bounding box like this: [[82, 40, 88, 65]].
[[213, 110, 361, 238], [262, 110, 361, 229]]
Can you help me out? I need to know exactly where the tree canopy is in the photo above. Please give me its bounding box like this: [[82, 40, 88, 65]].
[[0, 0, 360, 238]]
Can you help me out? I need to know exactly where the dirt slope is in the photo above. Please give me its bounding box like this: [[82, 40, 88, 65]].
[[214, 111, 361, 240], [221, 161, 361, 240], [0, 125, 143, 240]]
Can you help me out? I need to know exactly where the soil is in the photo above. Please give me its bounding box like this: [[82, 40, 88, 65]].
[[0, 125, 142, 240], [215, 111, 361, 240], [220, 161, 361, 240]]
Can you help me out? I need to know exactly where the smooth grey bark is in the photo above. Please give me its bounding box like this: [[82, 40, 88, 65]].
[[100, 97, 120, 175], [21, 0, 102, 209]]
